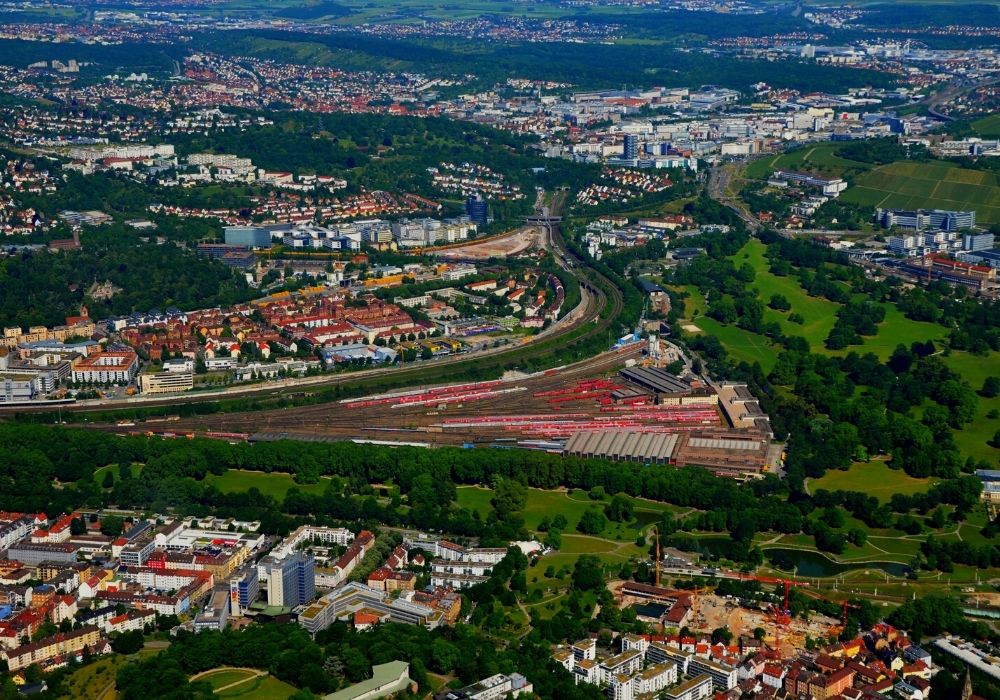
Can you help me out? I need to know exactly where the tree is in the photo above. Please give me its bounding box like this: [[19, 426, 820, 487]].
[[111, 630, 145, 655], [606, 493, 635, 522], [576, 509, 606, 535], [102, 471, 115, 489], [543, 530, 562, 550], [490, 478, 527, 523], [768, 293, 791, 311], [100, 514, 125, 537], [571, 555, 605, 592], [982, 376, 1000, 398]]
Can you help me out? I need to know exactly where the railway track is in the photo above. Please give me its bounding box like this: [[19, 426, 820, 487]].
[[14, 218, 625, 419]]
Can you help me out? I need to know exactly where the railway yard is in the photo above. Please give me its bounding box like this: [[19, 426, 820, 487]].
[[111, 343, 781, 479]]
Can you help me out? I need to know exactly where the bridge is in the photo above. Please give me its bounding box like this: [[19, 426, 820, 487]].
[[526, 215, 563, 225]]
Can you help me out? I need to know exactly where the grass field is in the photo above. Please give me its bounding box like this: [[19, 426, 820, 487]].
[[973, 114, 1000, 137], [62, 655, 125, 700], [857, 304, 947, 361], [94, 463, 143, 486], [809, 460, 935, 501], [686, 316, 779, 373], [943, 351, 1000, 464], [192, 669, 297, 699], [456, 486, 682, 541], [217, 676, 297, 699], [203, 470, 334, 500], [744, 144, 871, 180], [841, 161, 1000, 224], [731, 240, 841, 347]]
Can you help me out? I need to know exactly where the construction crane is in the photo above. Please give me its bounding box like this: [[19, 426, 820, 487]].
[[652, 525, 661, 588], [840, 601, 862, 630]]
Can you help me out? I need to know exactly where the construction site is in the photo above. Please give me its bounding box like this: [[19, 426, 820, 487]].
[[613, 578, 843, 659]]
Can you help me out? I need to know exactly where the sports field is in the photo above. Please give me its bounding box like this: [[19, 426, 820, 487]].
[[841, 161, 1000, 224], [810, 460, 935, 502], [203, 470, 334, 500]]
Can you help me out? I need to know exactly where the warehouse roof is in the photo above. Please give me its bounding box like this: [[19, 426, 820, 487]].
[[565, 430, 678, 463], [620, 367, 693, 395]]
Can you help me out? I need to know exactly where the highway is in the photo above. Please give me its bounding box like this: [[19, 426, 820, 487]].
[[707, 162, 761, 231]]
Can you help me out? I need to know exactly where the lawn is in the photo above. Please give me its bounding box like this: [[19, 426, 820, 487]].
[[667, 284, 707, 319], [685, 316, 779, 373], [857, 304, 947, 361], [730, 240, 841, 347], [94, 463, 143, 486], [200, 669, 259, 691], [217, 675, 297, 699], [809, 460, 935, 501], [203, 470, 334, 500], [697, 241, 947, 366], [841, 160, 1000, 224], [942, 351, 1000, 465], [455, 486, 680, 541], [744, 144, 871, 180]]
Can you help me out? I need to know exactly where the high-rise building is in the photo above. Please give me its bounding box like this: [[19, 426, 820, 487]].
[[466, 194, 490, 227], [229, 567, 259, 617], [258, 552, 315, 608], [623, 134, 639, 160]]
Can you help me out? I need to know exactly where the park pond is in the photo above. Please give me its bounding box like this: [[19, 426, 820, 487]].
[[765, 548, 911, 578]]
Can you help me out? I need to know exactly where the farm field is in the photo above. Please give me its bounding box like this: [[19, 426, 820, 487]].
[[203, 469, 334, 500], [840, 161, 1000, 224], [743, 144, 870, 180], [809, 460, 936, 502]]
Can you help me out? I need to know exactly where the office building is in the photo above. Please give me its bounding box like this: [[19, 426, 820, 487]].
[[259, 552, 315, 608], [224, 226, 273, 248], [139, 371, 193, 395], [434, 672, 532, 700], [466, 193, 490, 227], [877, 208, 976, 232], [963, 232, 995, 252]]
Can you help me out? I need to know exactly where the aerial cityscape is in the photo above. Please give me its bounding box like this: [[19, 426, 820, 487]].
[[2, 0, 1000, 699]]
